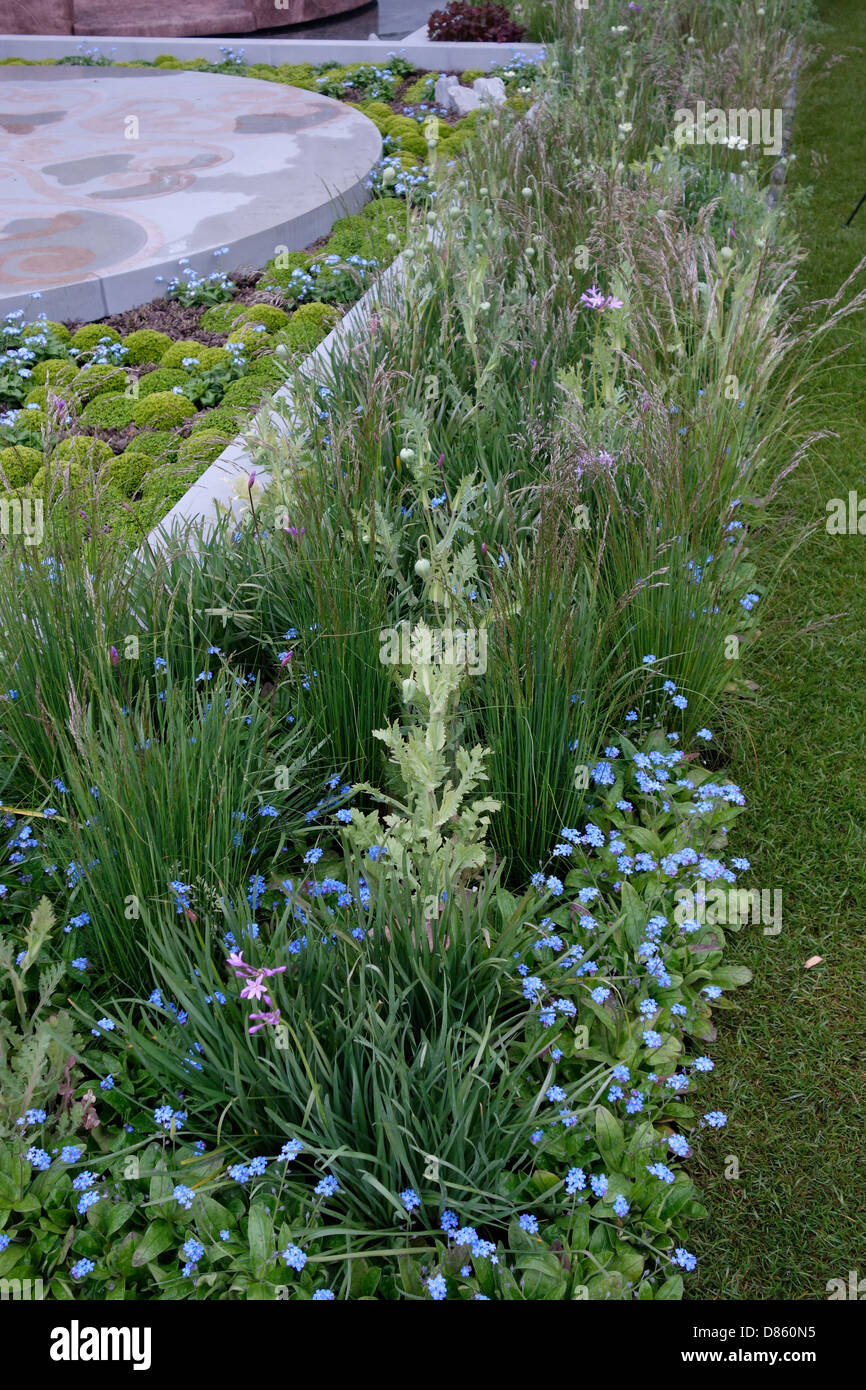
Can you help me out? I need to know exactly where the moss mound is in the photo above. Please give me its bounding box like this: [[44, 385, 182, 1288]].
[[71, 363, 128, 404], [200, 302, 245, 333], [246, 357, 284, 383], [220, 378, 272, 409], [189, 406, 243, 435], [106, 450, 153, 498], [326, 214, 372, 258], [276, 301, 340, 356], [176, 430, 230, 468], [70, 323, 122, 353], [7, 407, 45, 442], [123, 429, 179, 461], [122, 329, 173, 365], [402, 74, 436, 102], [235, 304, 290, 333], [80, 394, 138, 429], [160, 339, 211, 369], [132, 392, 196, 429], [137, 367, 189, 398], [0, 444, 43, 488], [31, 358, 77, 389], [226, 323, 275, 350], [140, 465, 199, 513], [22, 318, 70, 344], [53, 435, 114, 468]]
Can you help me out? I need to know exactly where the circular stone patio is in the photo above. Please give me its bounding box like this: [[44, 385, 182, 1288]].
[[0, 66, 382, 320]]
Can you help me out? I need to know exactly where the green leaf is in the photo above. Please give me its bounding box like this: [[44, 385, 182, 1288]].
[[12, 1194, 41, 1214], [626, 1119, 657, 1159], [104, 1202, 136, 1238], [519, 1251, 568, 1300], [22, 896, 56, 971], [611, 1244, 644, 1284], [582, 998, 616, 1036], [245, 1281, 275, 1300], [131, 1220, 175, 1268], [360, 1266, 382, 1297], [656, 1274, 684, 1300], [645, 1034, 681, 1070], [193, 1194, 234, 1240], [508, 1217, 542, 1254], [247, 1201, 273, 1279], [112, 1232, 138, 1279], [625, 826, 664, 857], [595, 1106, 625, 1169], [619, 882, 648, 951], [148, 1169, 174, 1209], [585, 1270, 625, 1300], [347, 1257, 372, 1298], [710, 965, 753, 988], [528, 1170, 561, 1197], [494, 888, 523, 929], [658, 1182, 696, 1222], [601, 1172, 631, 1204], [569, 1208, 590, 1250], [0, 1242, 27, 1277]]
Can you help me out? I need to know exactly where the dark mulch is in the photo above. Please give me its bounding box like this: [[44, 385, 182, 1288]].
[[67, 299, 220, 343], [83, 423, 141, 453], [62, 256, 322, 339]]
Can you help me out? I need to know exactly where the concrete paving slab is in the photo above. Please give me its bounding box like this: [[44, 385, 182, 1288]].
[[0, 33, 546, 70], [0, 65, 382, 319]]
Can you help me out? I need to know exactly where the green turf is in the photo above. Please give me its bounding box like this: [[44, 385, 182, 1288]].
[[691, 0, 866, 1299]]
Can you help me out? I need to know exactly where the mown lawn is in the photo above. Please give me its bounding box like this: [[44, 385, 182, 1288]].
[[692, 0, 866, 1300]]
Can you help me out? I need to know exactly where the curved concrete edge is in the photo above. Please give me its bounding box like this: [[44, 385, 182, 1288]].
[[140, 243, 407, 557], [0, 156, 379, 323], [0, 34, 546, 71]]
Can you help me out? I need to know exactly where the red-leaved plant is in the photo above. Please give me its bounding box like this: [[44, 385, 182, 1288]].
[[427, 1, 525, 43]]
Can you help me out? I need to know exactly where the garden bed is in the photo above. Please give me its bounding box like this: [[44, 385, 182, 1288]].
[[0, 52, 535, 535], [0, 1, 842, 1307]]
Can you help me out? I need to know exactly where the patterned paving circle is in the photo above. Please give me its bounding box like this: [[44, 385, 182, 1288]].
[[0, 66, 382, 319]]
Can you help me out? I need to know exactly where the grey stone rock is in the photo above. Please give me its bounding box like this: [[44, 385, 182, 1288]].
[[433, 73, 460, 108], [472, 75, 507, 107], [450, 86, 481, 116]]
